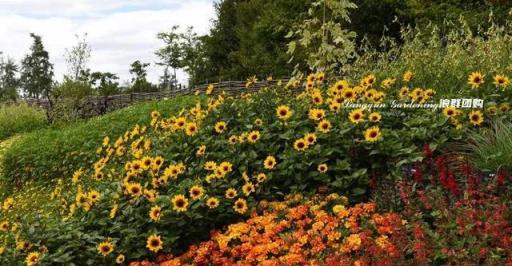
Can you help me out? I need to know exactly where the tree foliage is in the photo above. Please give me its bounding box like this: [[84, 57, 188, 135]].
[[20, 33, 54, 99]]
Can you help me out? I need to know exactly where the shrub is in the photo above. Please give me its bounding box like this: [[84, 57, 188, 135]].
[[0, 96, 197, 187], [345, 19, 512, 96], [0, 103, 47, 140]]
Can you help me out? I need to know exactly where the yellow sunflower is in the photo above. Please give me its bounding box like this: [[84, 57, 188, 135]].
[[97, 241, 114, 257], [303, 133, 317, 146], [308, 108, 326, 121], [225, 188, 238, 199], [254, 118, 263, 126], [116, 254, 125, 264], [256, 173, 267, 183], [368, 112, 382, 123], [196, 145, 206, 156], [185, 122, 198, 136], [349, 109, 365, 124], [146, 234, 163, 253], [364, 126, 381, 142], [442, 106, 459, 118], [206, 197, 220, 209], [264, 156, 277, 170], [127, 183, 143, 198], [493, 74, 510, 88], [294, 138, 309, 152], [242, 182, 255, 196], [403, 71, 413, 82], [214, 121, 227, 133], [149, 206, 162, 221], [318, 164, 328, 173], [276, 105, 293, 120], [233, 198, 248, 214], [399, 87, 409, 99], [342, 88, 357, 102], [247, 131, 261, 143], [171, 195, 189, 212], [468, 72, 485, 89], [189, 185, 204, 200], [317, 119, 332, 133], [228, 135, 238, 145], [204, 161, 217, 171], [25, 252, 40, 266], [468, 110, 484, 126]]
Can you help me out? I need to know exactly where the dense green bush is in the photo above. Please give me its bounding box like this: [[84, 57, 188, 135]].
[[1, 96, 196, 187], [345, 20, 512, 95], [0, 103, 47, 140]]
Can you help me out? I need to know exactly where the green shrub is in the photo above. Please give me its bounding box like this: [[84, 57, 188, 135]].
[[0, 103, 47, 140], [345, 19, 512, 96], [1, 96, 196, 187]]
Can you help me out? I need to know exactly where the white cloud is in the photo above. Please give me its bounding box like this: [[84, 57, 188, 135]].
[[0, 0, 215, 85]]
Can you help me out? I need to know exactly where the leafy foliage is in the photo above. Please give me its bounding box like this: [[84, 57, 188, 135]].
[[0, 103, 46, 141]]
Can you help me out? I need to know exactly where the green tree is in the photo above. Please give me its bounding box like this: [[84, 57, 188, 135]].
[[156, 26, 182, 90], [129, 60, 154, 93], [202, 0, 240, 80], [0, 56, 19, 101], [90, 72, 119, 96], [20, 33, 54, 99]]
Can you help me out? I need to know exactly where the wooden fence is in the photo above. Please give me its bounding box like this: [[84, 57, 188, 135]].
[[23, 79, 289, 118]]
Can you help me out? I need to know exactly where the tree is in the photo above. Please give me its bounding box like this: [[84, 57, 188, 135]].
[[90, 72, 119, 96], [156, 26, 183, 90], [20, 33, 54, 99], [64, 33, 92, 81], [159, 66, 172, 90], [129, 60, 154, 93], [0, 56, 19, 101]]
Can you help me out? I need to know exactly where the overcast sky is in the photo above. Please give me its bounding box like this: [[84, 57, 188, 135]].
[[0, 0, 216, 85]]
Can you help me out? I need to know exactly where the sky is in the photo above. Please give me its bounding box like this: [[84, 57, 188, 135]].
[[0, 0, 216, 85]]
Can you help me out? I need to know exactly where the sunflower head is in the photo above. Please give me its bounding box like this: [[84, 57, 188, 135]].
[[317, 119, 332, 133], [349, 109, 365, 124], [247, 131, 261, 143], [25, 252, 40, 266], [264, 156, 277, 170], [97, 241, 114, 257], [318, 164, 328, 173], [206, 197, 220, 209], [146, 234, 163, 253], [468, 72, 485, 89], [468, 110, 484, 126], [225, 188, 238, 199], [276, 105, 293, 120], [369, 112, 382, 123], [189, 185, 204, 200], [149, 206, 162, 221], [294, 138, 309, 152], [364, 126, 381, 143], [233, 198, 248, 214], [171, 195, 189, 212], [214, 122, 227, 133]]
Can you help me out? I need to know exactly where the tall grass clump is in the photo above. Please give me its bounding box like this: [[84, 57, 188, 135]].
[[345, 17, 512, 95], [0, 103, 47, 140], [465, 120, 512, 173]]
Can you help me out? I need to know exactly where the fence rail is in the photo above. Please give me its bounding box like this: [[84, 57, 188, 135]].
[[22, 79, 289, 118]]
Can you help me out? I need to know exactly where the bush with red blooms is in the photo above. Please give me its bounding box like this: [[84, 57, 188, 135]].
[[397, 150, 512, 265]]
